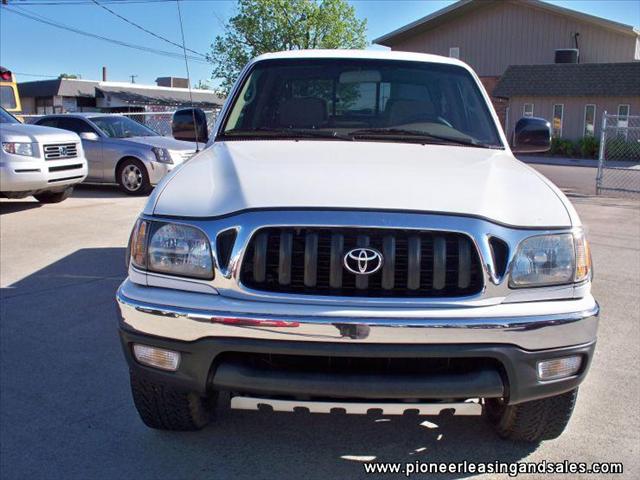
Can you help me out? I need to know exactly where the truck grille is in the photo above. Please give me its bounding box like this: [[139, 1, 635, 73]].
[[240, 227, 483, 297], [43, 143, 78, 160]]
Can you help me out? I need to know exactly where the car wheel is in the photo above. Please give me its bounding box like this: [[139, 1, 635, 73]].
[[117, 159, 151, 195], [484, 388, 578, 442], [33, 187, 74, 203], [129, 371, 217, 431]]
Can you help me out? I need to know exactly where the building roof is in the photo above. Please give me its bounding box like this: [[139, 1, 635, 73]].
[[96, 83, 223, 107], [374, 0, 639, 46], [18, 78, 98, 98], [493, 62, 640, 98], [18, 78, 224, 107]]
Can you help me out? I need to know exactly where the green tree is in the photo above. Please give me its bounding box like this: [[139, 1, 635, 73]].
[[208, 0, 367, 94], [58, 73, 80, 79]]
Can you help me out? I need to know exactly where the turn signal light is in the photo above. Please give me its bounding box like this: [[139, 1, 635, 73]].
[[574, 231, 592, 282], [537, 356, 582, 381], [133, 344, 180, 371]]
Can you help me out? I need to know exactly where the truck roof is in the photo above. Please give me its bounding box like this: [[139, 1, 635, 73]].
[[252, 49, 469, 68]]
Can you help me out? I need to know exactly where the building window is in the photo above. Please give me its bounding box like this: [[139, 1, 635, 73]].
[[449, 47, 460, 59], [552, 104, 564, 137], [583, 104, 596, 137], [36, 97, 54, 115], [523, 103, 534, 117], [617, 104, 630, 127]]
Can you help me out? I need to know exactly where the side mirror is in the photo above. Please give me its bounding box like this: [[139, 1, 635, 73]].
[[511, 117, 551, 154], [79, 132, 99, 141], [172, 108, 209, 144]]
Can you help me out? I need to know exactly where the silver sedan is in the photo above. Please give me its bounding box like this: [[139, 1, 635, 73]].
[[34, 113, 196, 195]]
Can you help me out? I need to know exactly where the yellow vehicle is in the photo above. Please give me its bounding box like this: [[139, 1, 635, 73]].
[[0, 67, 22, 114]]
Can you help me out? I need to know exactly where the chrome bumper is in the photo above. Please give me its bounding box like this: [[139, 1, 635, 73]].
[[117, 279, 599, 350]]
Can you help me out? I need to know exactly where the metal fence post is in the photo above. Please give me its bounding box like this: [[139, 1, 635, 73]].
[[596, 111, 607, 195]]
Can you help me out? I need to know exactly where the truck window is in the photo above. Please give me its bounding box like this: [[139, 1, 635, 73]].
[[222, 58, 502, 148]]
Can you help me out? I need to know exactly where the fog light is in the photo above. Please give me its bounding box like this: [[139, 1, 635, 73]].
[[133, 344, 180, 371], [537, 356, 582, 381]]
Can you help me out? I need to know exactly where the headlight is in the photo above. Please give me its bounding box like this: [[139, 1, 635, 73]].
[[128, 219, 213, 279], [510, 232, 592, 288], [152, 147, 172, 164], [2, 142, 35, 156]]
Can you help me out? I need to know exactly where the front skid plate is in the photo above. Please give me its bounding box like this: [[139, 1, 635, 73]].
[[230, 396, 482, 416]]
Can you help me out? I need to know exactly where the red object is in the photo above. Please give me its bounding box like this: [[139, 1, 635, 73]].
[[0, 68, 12, 81], [211, 316, 299, 328]]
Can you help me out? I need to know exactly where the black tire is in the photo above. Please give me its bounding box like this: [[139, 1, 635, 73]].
[[117, 158, 151, 195], [484, 388, 578, 442], [129, 371, 216, 431], [33, 187, 73, 203]]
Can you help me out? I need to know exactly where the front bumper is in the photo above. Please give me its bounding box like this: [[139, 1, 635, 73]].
[[117, 280, 599, 405], [0, 157, 87, 192]]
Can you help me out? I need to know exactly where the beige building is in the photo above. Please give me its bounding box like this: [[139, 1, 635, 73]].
[[494, 62, 639, 140], [374, 0, 639, 142]]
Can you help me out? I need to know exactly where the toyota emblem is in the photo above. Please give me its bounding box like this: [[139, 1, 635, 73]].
[[343, 248, 383, 275]]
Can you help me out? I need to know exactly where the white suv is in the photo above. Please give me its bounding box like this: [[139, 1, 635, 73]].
[[1, 108, 87, 203], [117, 51, 597, 443]]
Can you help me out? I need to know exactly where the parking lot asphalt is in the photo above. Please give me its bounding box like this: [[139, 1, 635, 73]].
[[1, 170, 639, 479]]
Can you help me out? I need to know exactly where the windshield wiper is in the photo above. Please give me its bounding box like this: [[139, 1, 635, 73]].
[[225, 127, 353, 141], [349, 128, 501, 149]]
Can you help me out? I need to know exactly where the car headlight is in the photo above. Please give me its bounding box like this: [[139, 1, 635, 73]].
[[2, 142, 35, 156], [509, 231, 592, 288], [152, 147, 172, 164], [128, 219, 213, 279]]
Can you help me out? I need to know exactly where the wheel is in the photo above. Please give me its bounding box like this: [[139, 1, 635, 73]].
[[129, 371, 216, 431], [34, 187, 73, 203], [117, 159, 151, 195], [484, 388, 578, 442]]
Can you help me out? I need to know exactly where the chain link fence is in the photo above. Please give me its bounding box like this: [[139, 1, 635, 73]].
[[122, 110, 219, 137], [596, 113, 640, 197], [22, 109, 220, 138]]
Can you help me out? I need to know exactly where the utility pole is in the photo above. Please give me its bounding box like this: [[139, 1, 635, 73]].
[[129, 75, 138, 84]]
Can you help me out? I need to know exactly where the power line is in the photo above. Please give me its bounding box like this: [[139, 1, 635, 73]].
[[4, 0, 217, 5], [3, 6, 209, 64], [89, 0, 207, 58], [14, 72, 60, 78]]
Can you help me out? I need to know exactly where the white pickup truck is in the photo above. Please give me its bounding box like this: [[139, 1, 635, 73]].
[[117, 50, 597, 443], [1, 107, 87, 203]]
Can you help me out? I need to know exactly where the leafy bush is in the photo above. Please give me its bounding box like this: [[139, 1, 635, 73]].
[[550, 138, 576, 157], [576, 136, 599, 159]]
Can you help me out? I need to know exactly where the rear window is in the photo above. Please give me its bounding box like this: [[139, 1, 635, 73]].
[[0, 85, 17, 110]]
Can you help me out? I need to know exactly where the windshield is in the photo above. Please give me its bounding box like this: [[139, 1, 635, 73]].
[[91, 116, 157, 138], [221, 59, 503, 148], [0, 107, 19, 124]]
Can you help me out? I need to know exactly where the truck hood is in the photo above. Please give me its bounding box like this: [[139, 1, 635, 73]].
[[0, 123, 80, 143], [120, 136, 196, 151], [149, 140, 573, 228]]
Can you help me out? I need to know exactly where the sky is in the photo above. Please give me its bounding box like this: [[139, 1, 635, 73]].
[[0, 0, 638, 87]]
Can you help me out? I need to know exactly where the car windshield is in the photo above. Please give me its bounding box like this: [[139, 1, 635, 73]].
[[91, 116, 157, 138], [221, 58, 503, 148], [0, 107, 19, 124]]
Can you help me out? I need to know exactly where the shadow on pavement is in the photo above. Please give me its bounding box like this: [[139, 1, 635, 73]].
[[73, 184, 151, 199], [0, 248, 538, 480], [0, 199, 42, 215]]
